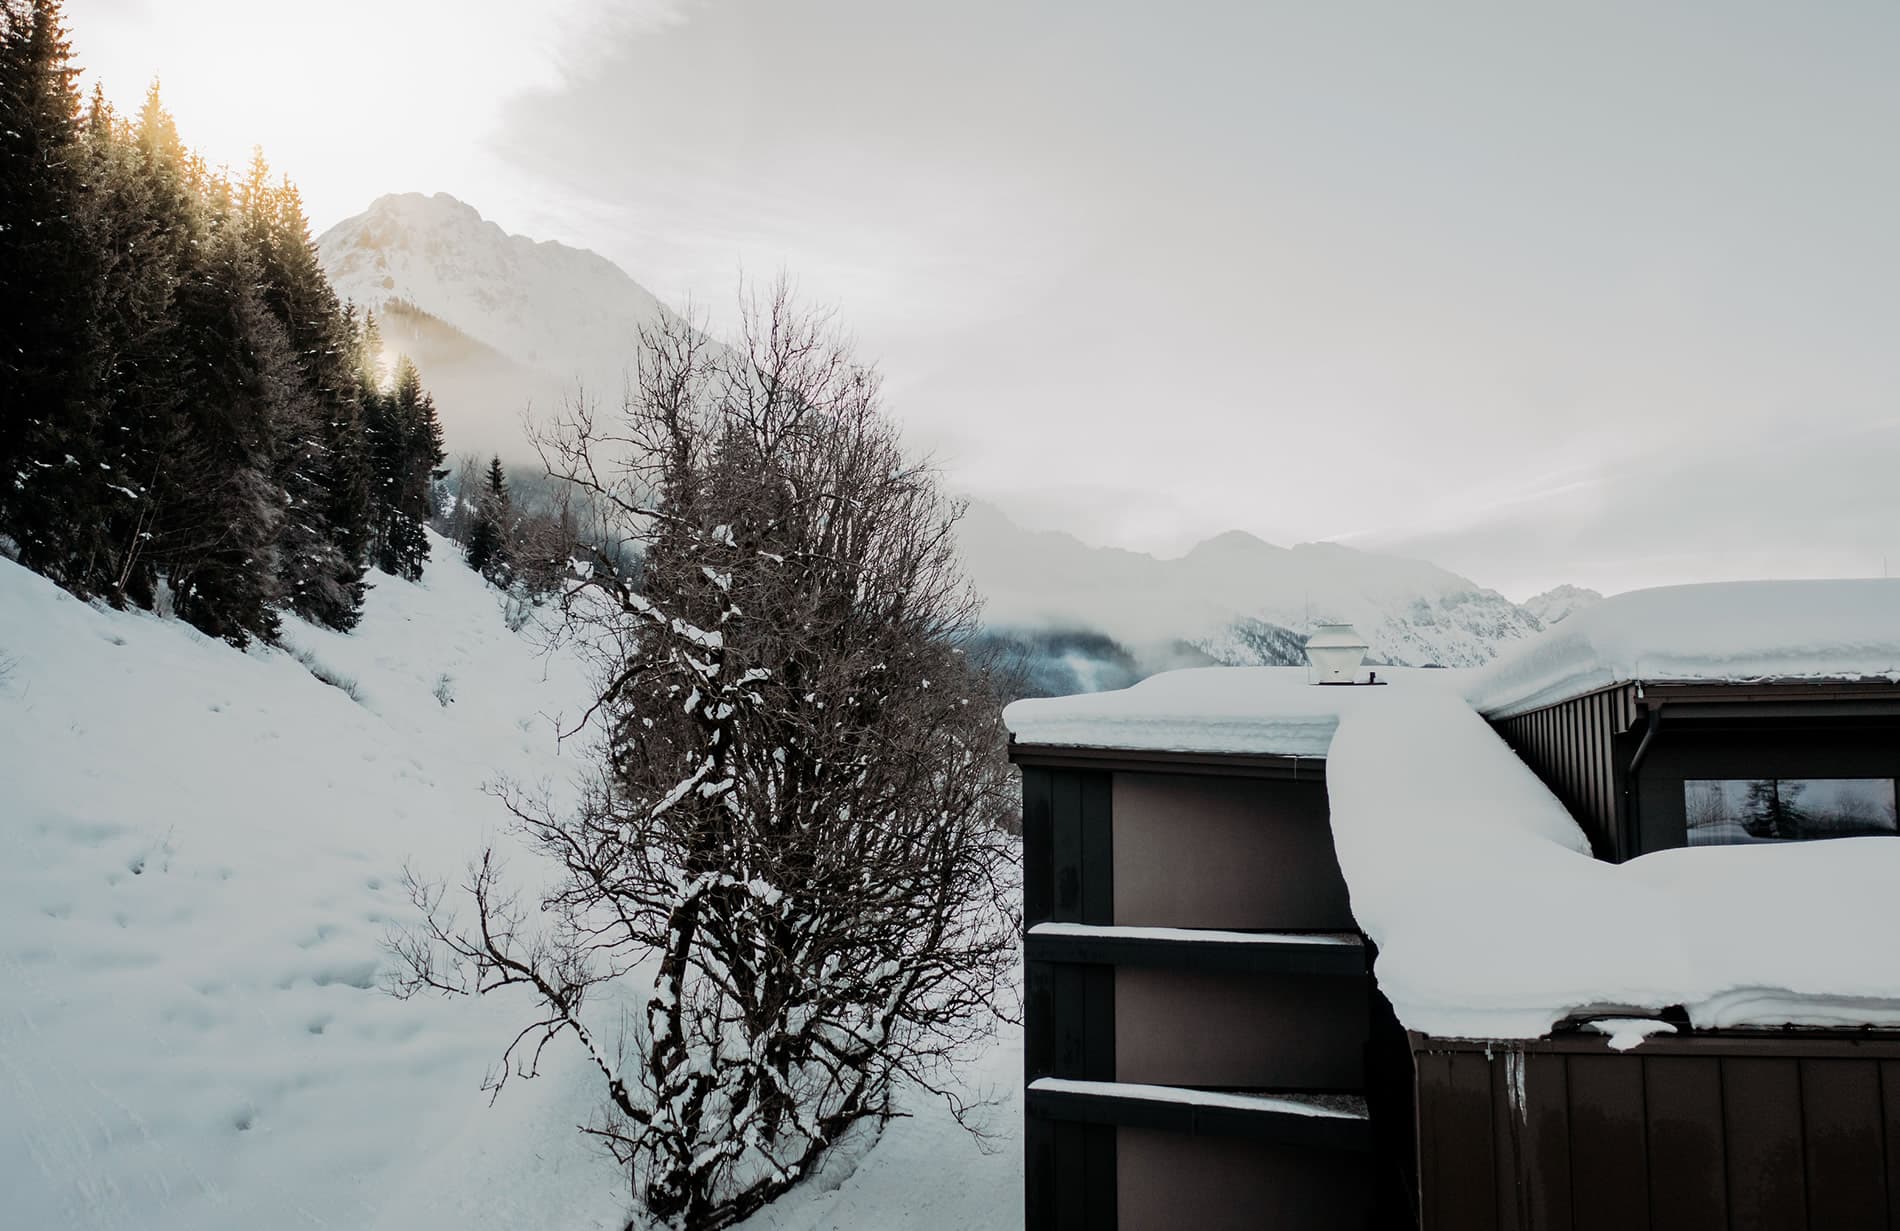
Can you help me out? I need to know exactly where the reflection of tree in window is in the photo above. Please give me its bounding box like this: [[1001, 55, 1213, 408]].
[[1742, 778, 1793, 839], [1685, 777, 1898, 846]]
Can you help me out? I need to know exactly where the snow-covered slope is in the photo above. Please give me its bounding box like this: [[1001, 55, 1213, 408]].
[[1521, 583, 1604, 628], [0, 537, 1018, 1229], [319, 193, 674, 387], [957, 501, 1545, 668], [0, 534, 623, 1230]]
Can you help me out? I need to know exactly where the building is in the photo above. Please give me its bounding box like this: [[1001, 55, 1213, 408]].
[[1005, 580, 1900, 1230]]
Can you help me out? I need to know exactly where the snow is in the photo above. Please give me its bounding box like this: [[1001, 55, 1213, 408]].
[[0, 532, 1018, 1229], [1029, 923, 1358, 946], [1028, 1078, 1365, 1120], [1468, 578, 1900, 718], [1582, 1018, 1678, 1052], [1326, 686, 1900, 1039], [1003, 665, 1450, 758]]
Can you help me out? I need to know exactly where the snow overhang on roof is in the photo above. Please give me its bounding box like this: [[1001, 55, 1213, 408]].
[[1466, 579, 1900, 720], [1326, 687, 1900, 1041]]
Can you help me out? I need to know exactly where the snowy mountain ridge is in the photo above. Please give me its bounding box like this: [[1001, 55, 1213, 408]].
[[958, 502, 1551, 668]]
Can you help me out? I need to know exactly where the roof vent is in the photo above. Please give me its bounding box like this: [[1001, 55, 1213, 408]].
[[1305, 623, 1369, 685]]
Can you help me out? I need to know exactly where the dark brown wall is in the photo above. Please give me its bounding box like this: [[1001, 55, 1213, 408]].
[[1117, 1127, 1371, 1231], [1413, 1031, 1900, 1231], [1112, 772, 1354, 930], [1493, 686, 1639, 860], [1115, 967, 1367, 1089]]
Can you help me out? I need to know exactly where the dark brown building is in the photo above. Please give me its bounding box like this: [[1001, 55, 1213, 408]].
[[1014, 743, 1402, 1230], [1008, 583, 1900, 1230]]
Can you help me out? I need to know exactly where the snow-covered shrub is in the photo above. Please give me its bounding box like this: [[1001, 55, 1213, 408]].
[[393, 283, 1018, 1229], [289, 646, 364, 704], [432, 672, 455, 707]]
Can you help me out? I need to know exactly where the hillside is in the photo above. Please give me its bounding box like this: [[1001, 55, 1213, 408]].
[[0, 536, 1018, 1229]]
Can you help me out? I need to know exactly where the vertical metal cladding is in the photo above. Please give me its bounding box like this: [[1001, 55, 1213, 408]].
[[1495, 685, 1638, 860], [1413, 1033, 1900, 1231]]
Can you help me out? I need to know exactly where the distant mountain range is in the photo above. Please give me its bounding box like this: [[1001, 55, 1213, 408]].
[[959, 501, 1596, 678], [317, 192, 1597, 686]]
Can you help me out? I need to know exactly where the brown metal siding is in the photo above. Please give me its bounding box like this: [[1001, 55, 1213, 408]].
[[1110, 772, 1354, 930], [1116, 1128, 1372, 1230], [1114, 967, 1368, 1089], [1414, 1033, 1900, 1231], [1494, 686, 1638, 859]]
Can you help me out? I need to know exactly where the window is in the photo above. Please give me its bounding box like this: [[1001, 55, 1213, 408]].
[[1684, 778, 1899, 846]]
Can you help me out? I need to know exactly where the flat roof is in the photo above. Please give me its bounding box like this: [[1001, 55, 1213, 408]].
[[1467, 578, 1900, 719], [1002, 665, 1453, 759]]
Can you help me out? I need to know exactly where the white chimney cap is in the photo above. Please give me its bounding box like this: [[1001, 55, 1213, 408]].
[[1305, 623, 1369, 685]]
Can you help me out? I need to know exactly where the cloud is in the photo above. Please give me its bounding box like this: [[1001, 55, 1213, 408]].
[[1368, 420, 1900, 599], [70, 0, 682, 230]]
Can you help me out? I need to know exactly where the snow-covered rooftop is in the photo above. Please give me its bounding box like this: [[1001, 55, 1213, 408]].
[[1002, 665, 1450, 759], [1328, 687, 1900, 1039], [1468, 579, 1900, 719], [1004, 648, 1900, 1040]]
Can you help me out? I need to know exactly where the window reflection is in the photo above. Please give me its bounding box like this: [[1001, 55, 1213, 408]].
[[1684, 778, 1898, 845]]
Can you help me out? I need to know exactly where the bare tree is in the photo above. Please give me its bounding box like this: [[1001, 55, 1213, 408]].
[[392, 281, 1019, 1230]]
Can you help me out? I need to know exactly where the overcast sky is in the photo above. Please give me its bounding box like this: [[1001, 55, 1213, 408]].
[[73, 0, 1900, 599]]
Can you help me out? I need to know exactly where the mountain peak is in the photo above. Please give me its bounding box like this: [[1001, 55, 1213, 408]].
[[365, 190, 481, 218], [1182, 528, 1281, 560], [316, 193, 673, 384]]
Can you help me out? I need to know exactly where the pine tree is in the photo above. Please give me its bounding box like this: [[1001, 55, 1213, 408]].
[[464, 454, 510, 581], [370, 355, 444, 580], [250, 172, 369, 628], [79, 81, 198, 608], [0, 0, 104, 582], [154, 173, 283, 646]]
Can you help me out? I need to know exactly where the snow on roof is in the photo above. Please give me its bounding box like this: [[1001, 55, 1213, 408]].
[[1327, 687, 1900, 1039], [1009, 647, 1900, 1037], [1002, 665, 1448, 758], [1468, 579, 1900, 719]]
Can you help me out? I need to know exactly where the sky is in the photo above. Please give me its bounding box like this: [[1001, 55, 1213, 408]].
[[70, 0, 1900, 600]]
